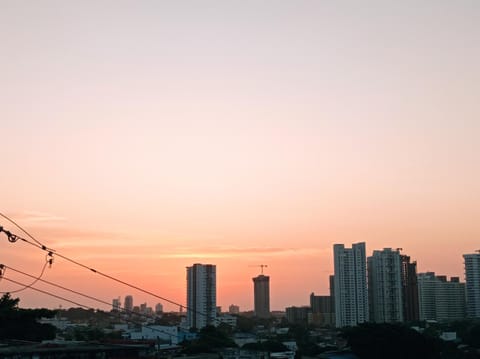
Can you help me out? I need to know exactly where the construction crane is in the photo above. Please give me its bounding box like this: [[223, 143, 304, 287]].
[[249, 264, 268, 275]]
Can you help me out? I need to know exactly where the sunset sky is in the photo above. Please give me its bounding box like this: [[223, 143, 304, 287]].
[[1, 1, 479, 312]]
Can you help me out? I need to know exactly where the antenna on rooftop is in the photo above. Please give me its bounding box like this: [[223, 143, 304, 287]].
[[249, 264, 268, 275]]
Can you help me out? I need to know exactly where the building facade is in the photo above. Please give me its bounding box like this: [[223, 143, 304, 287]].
[[186, 263, 217, 329], [124, 295, 133, 312], [310, 293, 335, 326], [400, 255, 420, 322], [333, 242, 369, 327], [285, 306, 310, 325], [368, 248, 403, 323], [464, 253, 480, 318], [253, 274, 270, 318], [418, 272, 466, 322], [155, 302, 163, 314], [112, 297, 121, 312]]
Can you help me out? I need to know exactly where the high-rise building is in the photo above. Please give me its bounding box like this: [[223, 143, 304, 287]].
[[112, 297, 121, 312], [418, 272, 466, 322], [333, 242, 369, 327], [464, 253, 480, 318], [124, 295, 133, 312], [155, 303, 163, 314], [253, 274, 270, 318], [310, 293, 334, 326], [417, 272, 437, 321], [436, 276, 466, 322], [186, 263, 217, 329], [400, 255, 420, 322], [368, 248, 403, 323]]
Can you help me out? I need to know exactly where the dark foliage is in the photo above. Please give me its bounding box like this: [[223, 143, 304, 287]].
[[242, 340, 288, 353], [342, 323, 439, 359], [181, 325, 237, 354], [0, 293, 56, 341]]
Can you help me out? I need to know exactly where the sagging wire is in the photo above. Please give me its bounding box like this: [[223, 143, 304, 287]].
[[0, 252, 54, 294], [0, 220, 222, 325], [0, 212, 46, 248], [0, 274, 181, 340], [2, 263, 176, 329]]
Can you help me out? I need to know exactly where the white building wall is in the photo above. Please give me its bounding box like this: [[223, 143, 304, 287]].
[[129, 325, 179, 344], [333, 242, 368, 327], [187, 263, 217, 329], [368, 248, 403, 323], [464, 254, 480, 318]]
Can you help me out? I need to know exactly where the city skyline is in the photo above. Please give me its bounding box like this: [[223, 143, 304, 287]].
[[1, 1, 479, 311], [0, 218, 477, 315]]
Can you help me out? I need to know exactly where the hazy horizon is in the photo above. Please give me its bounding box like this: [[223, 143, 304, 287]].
[[1, 0, 479, 312]]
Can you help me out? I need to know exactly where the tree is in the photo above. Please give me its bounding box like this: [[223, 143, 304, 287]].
[[181, 325, 237, 354], [242, 340, 288, 353], [341, 323, 439, 359], [0, 293, 56, 341]]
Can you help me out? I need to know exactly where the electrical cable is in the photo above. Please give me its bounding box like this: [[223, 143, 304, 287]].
[[1, 263, 180, 327], [0, 224, 223, 325], [0, 212, 46, 247], [0, 253, 54, 294], [0, 275, 182, 340]]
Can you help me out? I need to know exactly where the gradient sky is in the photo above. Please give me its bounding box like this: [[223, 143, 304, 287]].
[[1, 0, 479, 312]]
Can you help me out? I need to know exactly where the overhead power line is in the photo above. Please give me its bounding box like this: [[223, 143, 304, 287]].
[[0, 274, 180, 340], [0, 224, 181, 307], [0, 220, 224, 325], [0, 253, 52, 294], [0, 212, 46, 248], [1, 263, 172, 326]]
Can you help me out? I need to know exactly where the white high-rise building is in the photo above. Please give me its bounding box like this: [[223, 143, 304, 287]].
[[186, 263, 217, 329], [367, 248, 403, 323], [333, 242, 369, 327], [464, 253, 480, 318]]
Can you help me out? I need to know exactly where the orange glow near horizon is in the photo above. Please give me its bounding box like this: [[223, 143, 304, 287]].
[[1, 1, 479, 312]]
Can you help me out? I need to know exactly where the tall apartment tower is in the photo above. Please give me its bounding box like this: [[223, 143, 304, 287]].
[[463, 253, 480, 318], [124, 295, 133, 312], [368, 248, 403, 323], [186, 264, 217, 329], [112, 297, 121, 312], [253, 275, 270, 318], [333, 242, 369, 327], [400, 255, 420, 321]]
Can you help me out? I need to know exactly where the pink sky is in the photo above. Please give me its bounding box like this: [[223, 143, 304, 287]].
[[0, 1, 479, 311]]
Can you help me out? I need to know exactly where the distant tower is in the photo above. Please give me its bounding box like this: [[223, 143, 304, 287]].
[[186, 263, 217, 329], [333, 242, 368, 327], [112, 297, 121, 312], [464, 252, 480, 318], [124, 295, 133, 312], [155, 303, 164, 314], [400, 254, 420, 321], [368, 248, 403, 323], [253, 274, 270, 318]]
